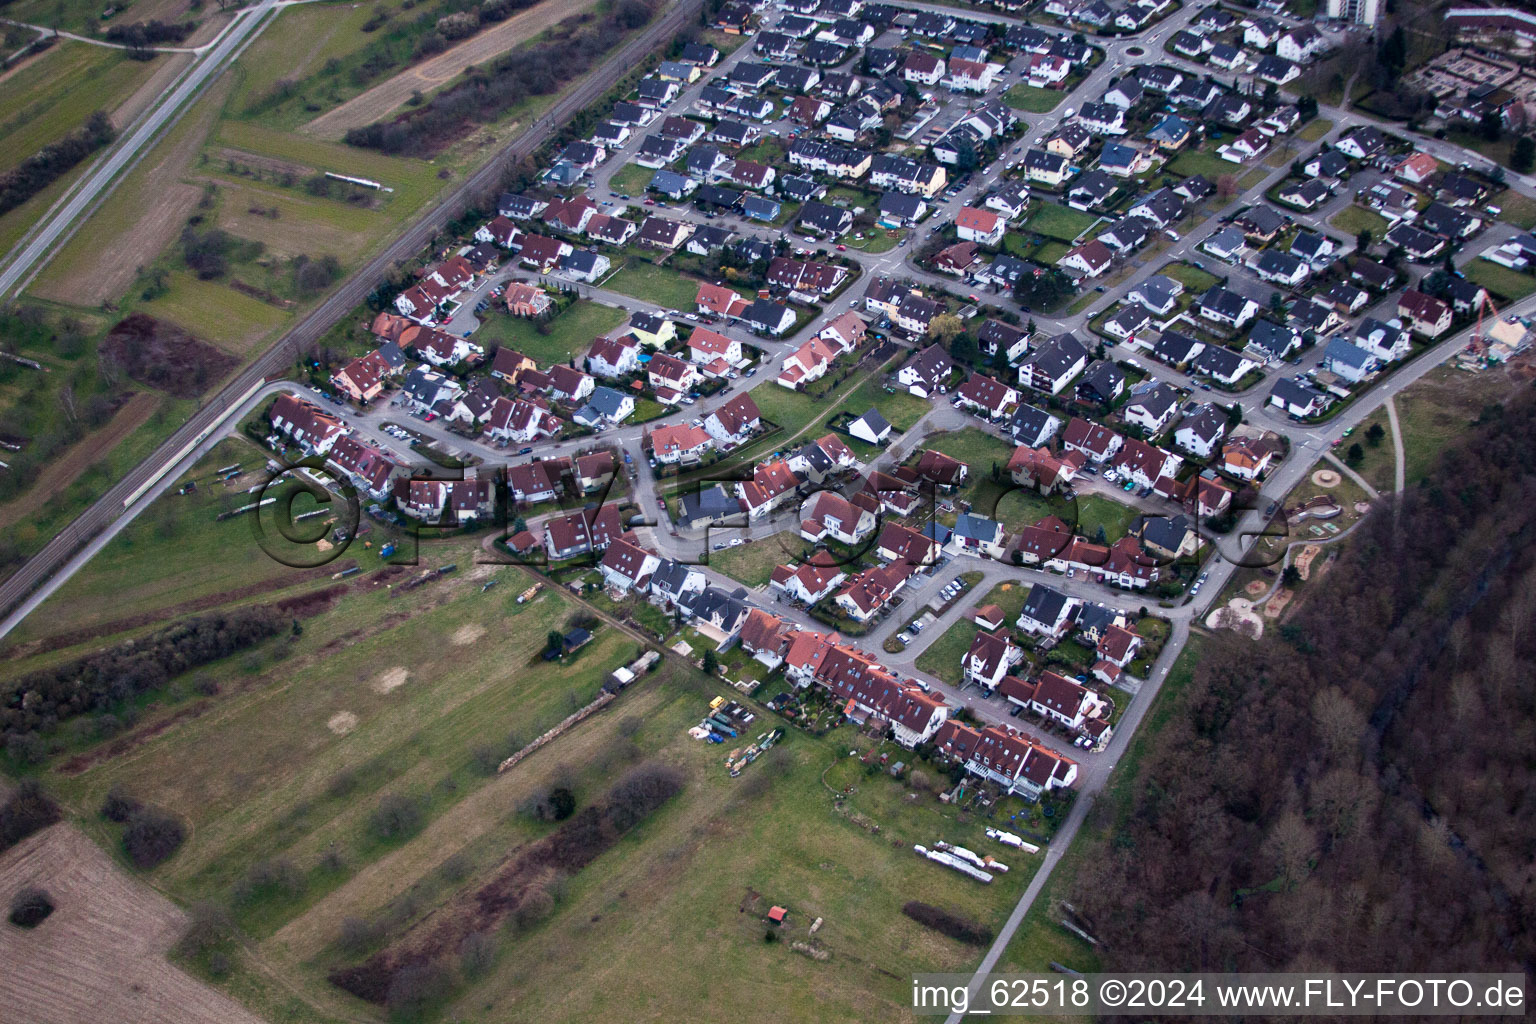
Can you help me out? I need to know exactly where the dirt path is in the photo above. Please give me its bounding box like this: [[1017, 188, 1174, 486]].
[[1322, 450, 1380, 501], [0, 824, 266, 1024], [1385, 395, 1405, 494], [302, 0, 602, 139], [0, 391, 160, 530]]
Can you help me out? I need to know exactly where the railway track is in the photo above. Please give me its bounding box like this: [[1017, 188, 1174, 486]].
[[0, 0, 702, 620]]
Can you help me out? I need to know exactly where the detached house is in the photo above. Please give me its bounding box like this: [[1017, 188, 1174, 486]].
[[704, 392, 762, 446], [1397, 289, 1452, 337], [897, 344, 954, 397], [956, 372, 1020, 420], [1017, 583, 1082, 636], [1059, 239, 1113, 279], [800, 490, 876, 545], [964, 631, 1025, 691], [1018, 332, 1089, 395], [955, 206, 1004, 246]]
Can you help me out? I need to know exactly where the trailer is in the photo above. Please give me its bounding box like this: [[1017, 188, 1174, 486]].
[[986, 828, 1039, 854], [935, 841, 1006, 873], [913, 844, 993, 884]]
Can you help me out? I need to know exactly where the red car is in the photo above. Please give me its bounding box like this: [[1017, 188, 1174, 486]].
[[836, 244, 847, 251]]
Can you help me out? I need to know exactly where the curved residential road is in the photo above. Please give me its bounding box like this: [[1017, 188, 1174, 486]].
[[0, 0, 702, 621]]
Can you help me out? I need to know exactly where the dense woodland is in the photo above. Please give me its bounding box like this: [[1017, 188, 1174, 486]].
[[1073, 394, 1536, 977]]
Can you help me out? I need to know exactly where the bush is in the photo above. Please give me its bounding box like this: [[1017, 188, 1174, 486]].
[[100, 785, 142, 823], [122, 807, 187, 869], [5, 732, 46, 765], [0, 781, 62, 852], [231, 857, 307, 905], [470, 744, 502, 775], [601, 762, 684, 833], [337, 915, 383, 956], [513, 884, 554, 929], [525, 786, 576, 822], [384, 957, 453, 1018], [1, 608, 281, 743], [8, 886, 53, 927], [0, 112, 115, 217], [177, 900, 232, 956], [902, 901, 992, 945], [370, 792, 425, 840], [328, 768, 359, 798], [459, 930, 497, 977], [413, 31, 446, 59], [436, 10, 477, 38]]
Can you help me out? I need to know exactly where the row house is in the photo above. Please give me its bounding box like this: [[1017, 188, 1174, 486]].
[[932, 720, 1078, 800]]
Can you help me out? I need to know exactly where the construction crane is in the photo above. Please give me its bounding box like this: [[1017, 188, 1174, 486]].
[[1470, 291, 1502, 357]]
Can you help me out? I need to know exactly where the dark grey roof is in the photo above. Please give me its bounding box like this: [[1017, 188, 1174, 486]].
[[1138, 513, 1192, 553], [1021, 583, 1071, 625], [1247, 318, 1301, 358], [697, 184, 743, 208], [1270, 376, 1326, 410], [1010, 403, 1059, 442], [1200, 286, 1254, 320], [1193, 344, 1250, 379], [1128, 380, 1181, 418], [1153, 330, 1201, 364], [1077, 360, 1125, 399], [1105, 304, 1152, 336], [681, 484, 744, 525]]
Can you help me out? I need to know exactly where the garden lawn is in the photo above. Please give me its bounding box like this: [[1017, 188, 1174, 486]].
[[1329, 204, 1391, 239], [1493, 190, 1536, 231], [1297, 118, 1334, 143], [605, 259, 707, 311], [1464, 259, 1536, 302], [848, 226, 899, 253], [1168, 148, 1238, 181], [1071, 493, 1139, 542], [913, 617, 979, 685], [835, 371, 931, 435], [1025, 203, 1100, 243], [1160, 261, 1219, 293], [921, 428, 1058, 531], [707, 530, 807, 587], [473, 300, 626, 365], [608, 163, 655, 197], [1004, 83, 1067, 113]]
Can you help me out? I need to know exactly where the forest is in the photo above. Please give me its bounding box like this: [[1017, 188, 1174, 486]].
[[1073, 394, 1536, 978]]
